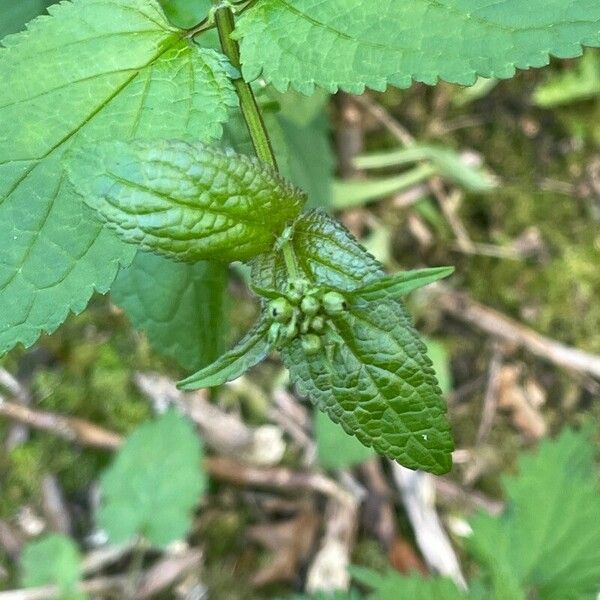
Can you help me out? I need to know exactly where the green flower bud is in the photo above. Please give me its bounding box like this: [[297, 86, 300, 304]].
[[301, 334, 322, 356], [284, 321, 299, 340], [300, 316, 311, 334], [310, 315, 325, 332], [300, 295, 320, 316], [268, 297, 293, 323], [322, 291, 348, 315], [287, 278, 309, 303]]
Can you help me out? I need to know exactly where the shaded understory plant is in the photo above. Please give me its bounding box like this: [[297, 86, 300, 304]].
[[1, 0, 599, 474]]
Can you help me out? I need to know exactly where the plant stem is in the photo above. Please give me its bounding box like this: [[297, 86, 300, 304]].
[[214, 6, 278, 170], [282, 241, 300, 280]]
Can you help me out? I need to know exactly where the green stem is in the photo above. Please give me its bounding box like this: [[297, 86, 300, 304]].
[[214, 5, 278, 169], [282, 241, 300, 280]]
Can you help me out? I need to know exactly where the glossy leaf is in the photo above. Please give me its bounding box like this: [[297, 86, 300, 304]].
[[99, 410, 204, 547], [178, 313, 272, 390], [0, 0, 237, 354], [236, 0, 600, 93], [282, 298, 453, 474], [349, 267, 455, 302], [65, 140, 306, 263], [158, 0, 211, 28], [251, 210, 384, 294], [112, 252, 228, 371]]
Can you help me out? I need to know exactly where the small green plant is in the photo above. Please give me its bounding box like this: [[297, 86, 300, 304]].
[[98, 410, 204, 547], [292, 429, 600, 599], [1, 0, 599, 474], [20, 534, 86, 599]]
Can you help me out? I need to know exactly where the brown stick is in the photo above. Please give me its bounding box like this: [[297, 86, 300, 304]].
[[204, 456, 352, 504], [0, 397, 123, 450], [433, 285, 600, 380]]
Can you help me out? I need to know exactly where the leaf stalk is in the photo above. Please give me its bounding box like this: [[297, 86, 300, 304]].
[[214, 6, 278, 169]]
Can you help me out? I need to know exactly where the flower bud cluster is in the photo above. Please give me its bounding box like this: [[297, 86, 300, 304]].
[[266, 278, 348, 354]]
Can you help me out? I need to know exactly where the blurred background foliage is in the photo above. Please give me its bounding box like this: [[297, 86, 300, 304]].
[[1, 0, 600, 597]]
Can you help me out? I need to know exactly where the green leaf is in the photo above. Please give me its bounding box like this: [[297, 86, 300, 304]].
[[315, 407, 374, 470], [286, 592, 363, 600], [0, 0, 54, 39], [352, 566, 466, 600], [282, 297, 453, 474], [21, 534, 86, 600], [251, 210, 384, 293], [178, 313, 272, 390], [65, 139, 306, 263], [468, 428, 600, 600], [0, 0, 237, 355], [349, 267, 454, 302], [99, 410, 204, 547], [236, 1, 600, 94], [158, 0, 211, 28], [111, 252, 228, 371]]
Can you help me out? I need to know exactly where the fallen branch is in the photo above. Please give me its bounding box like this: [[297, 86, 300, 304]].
[[204, 456, 352, 505], [391, 464, 467, 589], [432, 285, 600, 380], [0, 396, 123, 450]]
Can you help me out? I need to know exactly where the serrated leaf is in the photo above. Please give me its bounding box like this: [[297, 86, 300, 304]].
[[349, 267, 454, 302], [282, 298, 453, 474], [0, 0, 237, 355], [315, 407, 374, 470], [0, 0, 54, 38], [65, 139, 305, 263], [21, 534, 86, 599], [236, 1, 600, 94], [468, 428, 600, 600], [351, 566, 465, 600], [178, 313, 271, 390], [111, 252, 228, 371], [251, 210, 384, 293], [99, 410, 204, 547]]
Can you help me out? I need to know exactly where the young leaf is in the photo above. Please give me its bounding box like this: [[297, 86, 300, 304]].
[[99, 410, 204, 547], [468, 429, 600, 600], [315, 407, 374, 470], [251, 210, 384, 294], [349, 267, 454, 302], [0, 0, 237, 355], [178, 313, 272, 390], [351, 566, 466, 600], [282, 298, 453, 474], [65, 140, 306, 263], [21, 534, 85, 599], [236, 1, 600, 94], [111, 252, 228, 371]]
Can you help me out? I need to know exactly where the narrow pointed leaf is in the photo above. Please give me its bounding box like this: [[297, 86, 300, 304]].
[[282, 298, 454, 474], [350, 267, 455, 302], [178, 314, 272, 390], [65, 140, 306, 263]]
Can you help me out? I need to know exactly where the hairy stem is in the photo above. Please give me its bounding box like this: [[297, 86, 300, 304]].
[[214, 6, 278, 169]]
